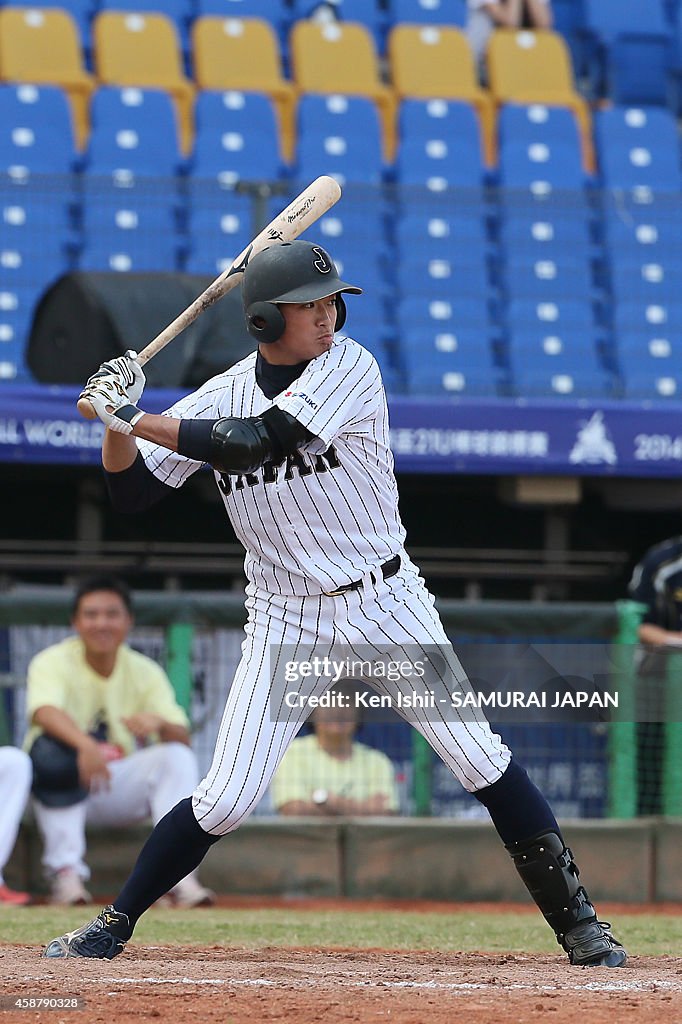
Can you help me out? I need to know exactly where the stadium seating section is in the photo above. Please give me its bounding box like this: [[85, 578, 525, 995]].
[[0, 0, 680, 400]]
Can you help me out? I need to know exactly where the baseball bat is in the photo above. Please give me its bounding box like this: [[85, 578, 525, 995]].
[[77, 175, 342, 419]]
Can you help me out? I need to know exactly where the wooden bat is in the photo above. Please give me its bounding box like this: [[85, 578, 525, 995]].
[[77, 175, 342, 419]]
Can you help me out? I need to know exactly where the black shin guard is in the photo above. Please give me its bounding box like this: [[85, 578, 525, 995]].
[[506, 830, 627, 967], [507, 830, 591, 937]]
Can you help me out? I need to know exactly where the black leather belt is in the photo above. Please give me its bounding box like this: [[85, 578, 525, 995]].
[[323, 555, 401, 597]]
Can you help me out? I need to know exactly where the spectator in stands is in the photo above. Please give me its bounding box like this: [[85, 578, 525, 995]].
[[25, 575, 214, 908], [0, 746, 32, 905], [271, 683, 399, 816], [628, 537, 682, 815], [467, 0, 553, 80]]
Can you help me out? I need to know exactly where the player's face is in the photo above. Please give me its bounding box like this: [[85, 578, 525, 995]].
[[263, 296, 338, 364], [72, 590, 132, 658]]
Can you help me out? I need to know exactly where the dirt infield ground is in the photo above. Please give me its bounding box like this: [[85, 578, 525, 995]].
[[2, 901, 682, 1023], [3, 945, 682, 1024]]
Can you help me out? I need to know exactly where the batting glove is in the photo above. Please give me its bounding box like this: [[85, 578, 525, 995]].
[[80, 375, 145, 435], [85, 350, 146, 406]]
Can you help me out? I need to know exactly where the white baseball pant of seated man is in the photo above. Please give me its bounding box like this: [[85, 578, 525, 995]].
[[33, 742, 205, 906]]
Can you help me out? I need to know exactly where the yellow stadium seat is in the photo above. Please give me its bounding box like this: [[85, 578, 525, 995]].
[[486, 29, 594, 172], [387, 24, 495, 166], [289, 20, 396, 162], [192, 16, 295, 163], [93, 11, 195, 154], [0, 7, 94, 149]]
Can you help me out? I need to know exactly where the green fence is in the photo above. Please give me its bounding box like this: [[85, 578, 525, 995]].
[[0, 587, 666, 819]]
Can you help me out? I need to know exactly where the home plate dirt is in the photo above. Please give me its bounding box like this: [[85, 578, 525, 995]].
[[2, 947, 682, 1023]]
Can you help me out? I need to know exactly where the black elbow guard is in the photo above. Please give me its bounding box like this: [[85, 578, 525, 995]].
[[209, 416, 274, 474]]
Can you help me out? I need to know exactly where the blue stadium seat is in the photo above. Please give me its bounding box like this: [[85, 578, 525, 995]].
[[552, 0, 589, 77], [398, 294, 488, 330], [185, 91, 282, 274], [498, 103, 584, 149], [0, 194, 71, 381], [80, 85, 183, 273], [610, 259, 682, 306], [0, 280, 56, 380], [500, 202, 593, 263], [398, 97, 484, 155], [507, 326, 597, 371], [191, 89, 282, 182], [582, 0, 671, 98], [497, 104, 586, 192], [509, 362, 613, 399], [397, 253, 489, 303], [583, 0, 669, 41], [388, 0, 467, 29], [396, 208, 488, 257], [0, 83, 77, 177], [617, 330, 682, 399], [618, 341, 682, 399], [602, 191, 682, 257], [295, 93, 384, 185], [79, 176, 180, 272], [395, 213, 489, 301], [505, 257, 593, 301], [399, 322, 500, 397], [402, 358, 500, 397], [314, 203, 387, 280], [86, 87, 182, 176], [507, 297, 595, 333], [608, 34, 673, 107], [498, 147, 586, 191], [183, 189, 255, 274], [594, 108, 682, 191], [613, 298, 682, 336], [395, 99, 485, 188], [0, 84, 77, 378]]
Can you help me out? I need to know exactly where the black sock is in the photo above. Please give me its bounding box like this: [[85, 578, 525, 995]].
[[474, 759, 560, 846], [113, 798, 221, 934]]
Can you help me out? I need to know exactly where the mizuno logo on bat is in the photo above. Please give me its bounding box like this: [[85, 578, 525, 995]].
[[229, 244, 253, 276]]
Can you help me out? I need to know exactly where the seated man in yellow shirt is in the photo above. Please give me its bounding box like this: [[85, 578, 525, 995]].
[[25, 575, 214, 908], [271, 685, 399, 816]]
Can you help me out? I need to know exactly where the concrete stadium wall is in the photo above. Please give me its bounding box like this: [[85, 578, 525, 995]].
[[6, 818, 670, 903]]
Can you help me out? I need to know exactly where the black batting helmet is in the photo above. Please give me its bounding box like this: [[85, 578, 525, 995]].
[[242, 240, 362, 344]]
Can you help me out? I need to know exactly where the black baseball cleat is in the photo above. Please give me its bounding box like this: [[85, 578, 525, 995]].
[[43, 905, 130, 960], [561, 919, 627, 968]]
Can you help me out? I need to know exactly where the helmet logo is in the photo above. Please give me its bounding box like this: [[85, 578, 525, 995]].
[[312, 246, 332, 274]]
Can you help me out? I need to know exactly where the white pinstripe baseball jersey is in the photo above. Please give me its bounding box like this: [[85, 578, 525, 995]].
[[137, 336, 405, 596]]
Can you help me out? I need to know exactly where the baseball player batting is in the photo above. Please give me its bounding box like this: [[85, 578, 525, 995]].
[[44, 240, 625, 968]]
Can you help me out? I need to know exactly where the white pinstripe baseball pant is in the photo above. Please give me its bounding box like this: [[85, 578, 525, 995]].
[[192, 555, 511, 834]]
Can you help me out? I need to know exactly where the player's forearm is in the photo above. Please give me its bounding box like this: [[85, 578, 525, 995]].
[[101, 415, 181, 472], [32, 706, 97, 752], [638, 623, 682, 647], [131, 414, 182, 452]]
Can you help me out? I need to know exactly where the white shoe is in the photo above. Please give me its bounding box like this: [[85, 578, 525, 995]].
[[50, 869, 92, 906], [169, 878, 215, 908]]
